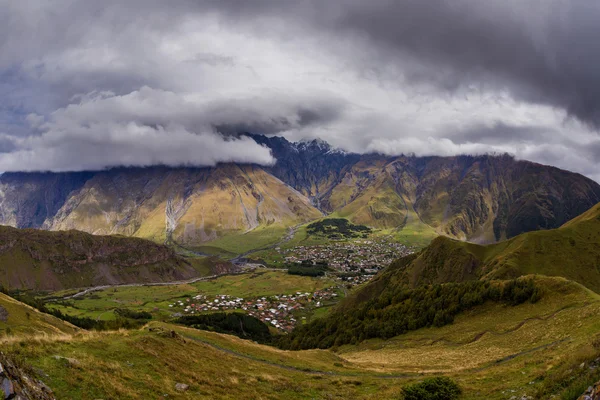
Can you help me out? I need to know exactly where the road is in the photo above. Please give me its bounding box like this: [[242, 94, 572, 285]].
[[49, 265, 288, 302], [50, 274, 223, 301]]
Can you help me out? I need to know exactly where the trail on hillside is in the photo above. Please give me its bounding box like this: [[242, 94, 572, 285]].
[[180, 333, 415, 379], [379, 302, 589, 349]]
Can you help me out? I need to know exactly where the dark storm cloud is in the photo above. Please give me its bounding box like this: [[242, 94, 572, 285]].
[[451, 123, 558, 146], [5, 1, 600, 127], [1, 0, 600, 177], [191, 0, 600, 128]]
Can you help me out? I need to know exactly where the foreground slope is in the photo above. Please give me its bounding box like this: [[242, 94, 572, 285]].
[[2, 277, 600, 399], [385, 202, 600, 293], [0, 226, 200, 291], [0, 291, 78, 337]]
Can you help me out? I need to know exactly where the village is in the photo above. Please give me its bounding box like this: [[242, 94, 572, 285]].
[[168, 287, 339, 332], [168, 239, 414, 332], [279, 238, 414, 274]]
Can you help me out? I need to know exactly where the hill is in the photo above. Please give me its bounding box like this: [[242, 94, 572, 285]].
[[0, 226, 201, 291], [2, 277, 600, 399], [379, 202, 600, 293], [278, 202, 600, 351], [0, 291, 78, 338], [1, 136, 599, 252]]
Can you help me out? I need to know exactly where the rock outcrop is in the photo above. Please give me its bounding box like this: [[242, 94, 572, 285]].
[[0, 353, 55, 400], [579, 382, 600, 400]]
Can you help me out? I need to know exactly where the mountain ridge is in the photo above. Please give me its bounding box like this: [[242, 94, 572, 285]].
[[0, 225, 201, 291], [1, 135, 599, 250]]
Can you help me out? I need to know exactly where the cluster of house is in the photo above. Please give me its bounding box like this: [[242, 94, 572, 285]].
[[280, 238, 413, 273], [339, 273, 377, 286], [168, 287, 339, 332]]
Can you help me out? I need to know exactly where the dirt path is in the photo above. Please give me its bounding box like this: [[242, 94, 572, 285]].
[[49, 274, 224, 301]]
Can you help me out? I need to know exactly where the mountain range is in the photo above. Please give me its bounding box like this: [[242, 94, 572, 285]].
[[1, 134, 599, 251]]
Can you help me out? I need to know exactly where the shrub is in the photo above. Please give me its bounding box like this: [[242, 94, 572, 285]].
[[176, 312, 272, 343], [401, 377, 462, 400], [114, 308, 152, 320]]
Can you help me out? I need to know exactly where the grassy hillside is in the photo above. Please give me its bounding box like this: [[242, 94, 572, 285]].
[[2, 277, 600, 399], [276, 202, 600, 352], [0, 226, 202, 291], [0, 292, 78, 338], [385, 202, 600, 293]]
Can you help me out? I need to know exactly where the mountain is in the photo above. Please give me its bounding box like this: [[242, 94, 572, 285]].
[[364, 201, 600, 294], [0, 226, 201, 291], [1, 135, 599, 250]]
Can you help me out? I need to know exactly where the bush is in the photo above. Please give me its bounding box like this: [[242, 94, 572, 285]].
[[401, 377, 462, 400], [176, 312, 272, 343], [114, 308, 152, 320], [288, 264, 328, 277]]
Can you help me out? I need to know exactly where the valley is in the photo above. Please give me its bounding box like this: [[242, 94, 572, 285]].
[[1, 140, 600, 399]]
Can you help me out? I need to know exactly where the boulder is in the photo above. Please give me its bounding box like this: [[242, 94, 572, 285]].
[[0, 306, 8, 322], [175, 383, 189, 392], [579, 381, 600, 400], [1, 377, 15, 398]]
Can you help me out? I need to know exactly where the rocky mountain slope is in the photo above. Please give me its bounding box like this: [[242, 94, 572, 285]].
[[1, 135, 599, 249], [0, 226, 199, 291]]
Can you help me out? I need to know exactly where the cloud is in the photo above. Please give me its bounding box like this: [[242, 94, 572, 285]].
[[0, 88, 284, 171], [193, 0, 600, 127], [0, 87, 349, 171], [0, 123, 274, 172], [0, 1, 600, 181]]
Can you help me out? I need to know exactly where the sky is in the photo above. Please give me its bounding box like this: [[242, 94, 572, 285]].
[[1, 1, 600, 181]]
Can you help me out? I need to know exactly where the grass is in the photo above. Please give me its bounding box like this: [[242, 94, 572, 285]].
[[2, 276, 600, 398], [2, 324, 400, 400], [198, 225, 289, 255], [45, 271, 337, 321], [0, 292, 78, 338]]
